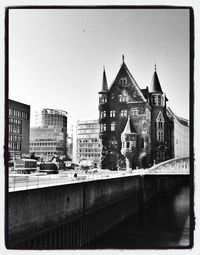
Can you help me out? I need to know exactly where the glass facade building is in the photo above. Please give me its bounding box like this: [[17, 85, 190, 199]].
[[76, 120, 102, 167], [30, 109, 68, 161]]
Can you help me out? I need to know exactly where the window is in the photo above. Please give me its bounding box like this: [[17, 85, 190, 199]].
[[156, 111, 164, 129], [100, 111, 106, 118], [153, 95, 158, 105], [157, 121, 164, 129], [103, 124, 106, 131], [119, 95, 129, 102], [111, 122, 115, 131], [158, 95, 162, 106], [120, 110, 127, 117], [140, 137, 144, 148], [132, 108, 138, 117], [157, 131, 164, 142], [119, 78, 128, 87], [127, 141, 130, 149], [99, 95, 107, 104], [110, 111, 115, 117], [153, 95, 162, 106]]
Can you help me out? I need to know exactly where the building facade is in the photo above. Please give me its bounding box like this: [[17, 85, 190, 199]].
[[76, 120, 102, 167], [98, 57, 184, 170], [167, 108, 189, 158], [30, 109, 68, 161], [8, 99, 30, 159]]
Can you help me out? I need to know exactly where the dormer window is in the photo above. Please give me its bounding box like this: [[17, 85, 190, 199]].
[[156, 111, 164, 129], [119, 78, 128, 87]]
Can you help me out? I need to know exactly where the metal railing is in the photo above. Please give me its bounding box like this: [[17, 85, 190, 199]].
[[8, 156, 190, 192], [8, 170, 147, 192], [146, 156, 190, 175]]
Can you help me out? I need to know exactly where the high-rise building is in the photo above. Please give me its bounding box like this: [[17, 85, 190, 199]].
[[30, 109, 68, 161], [8, 99, 30, 159], [98, 56, 188, 170], [76, 120, 102, 168]]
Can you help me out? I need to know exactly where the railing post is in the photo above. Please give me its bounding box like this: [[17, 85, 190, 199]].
[[13, 176, 16, 191], [26, 177, 29, 189]]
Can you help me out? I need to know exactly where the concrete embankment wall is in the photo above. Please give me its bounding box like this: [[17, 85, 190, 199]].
[[7, 174, 187, 248]]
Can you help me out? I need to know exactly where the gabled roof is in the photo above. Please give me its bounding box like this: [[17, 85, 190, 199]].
[[156, 111, 164, 122], [100, 67, 108, 92], [150, 70, 163, 93], [109, 60, 147, 102], [141, 87, 149, 100]]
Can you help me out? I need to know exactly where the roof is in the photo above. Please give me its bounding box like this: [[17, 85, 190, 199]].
[[176, 117, 189, 126], [141, 87, 149, 100], [167, 107, 189, 127], [150, 70, 163, 93], [100, 67, 108, 92], [122, 116, 136, 134], [109, 60, 147, 102]]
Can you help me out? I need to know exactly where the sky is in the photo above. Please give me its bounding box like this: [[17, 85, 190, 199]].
[[8, 8, 190, 131]]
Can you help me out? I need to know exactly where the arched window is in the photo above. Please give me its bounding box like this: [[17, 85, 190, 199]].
[[156, 111, 164, 129]]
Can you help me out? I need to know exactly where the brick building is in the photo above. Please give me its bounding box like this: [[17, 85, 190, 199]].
[[98, 56, 175, 170]]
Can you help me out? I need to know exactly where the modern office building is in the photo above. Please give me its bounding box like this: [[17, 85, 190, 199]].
[[30, 108, 68, 161], [76, 120, 102, 167], [98, 56, 188, 170], [8, 99, 30, 159]]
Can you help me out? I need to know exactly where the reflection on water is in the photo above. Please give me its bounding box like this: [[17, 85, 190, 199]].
[[93, 185, 191, 249]]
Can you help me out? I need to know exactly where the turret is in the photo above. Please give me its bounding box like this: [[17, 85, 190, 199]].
[[121, 116, 137, 171], [98, 66, 108, 104], [149, 64, 166, 107]]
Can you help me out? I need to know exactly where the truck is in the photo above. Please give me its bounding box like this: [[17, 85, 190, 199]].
[[14, 159, 37, 174]]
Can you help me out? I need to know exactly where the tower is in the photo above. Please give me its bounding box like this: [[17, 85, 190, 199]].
[[98, 67, 109, 169], [149, 65, 171, 163], [121, 116, 137, 171]]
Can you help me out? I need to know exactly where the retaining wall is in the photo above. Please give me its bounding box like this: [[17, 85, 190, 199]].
[[7, 174, 187, 248]]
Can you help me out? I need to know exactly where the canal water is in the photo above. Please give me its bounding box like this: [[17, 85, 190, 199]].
[[92, 185, 191, 249]]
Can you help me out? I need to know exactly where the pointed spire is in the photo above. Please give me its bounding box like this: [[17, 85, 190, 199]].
[[122, 54, 125, 63], [101, 66, 108, 92], [122, 116, 132, 134], [150, 64, 163, 93]]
